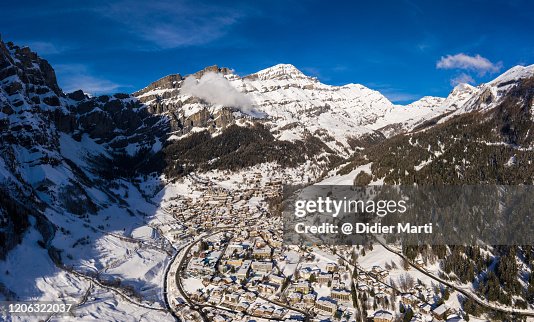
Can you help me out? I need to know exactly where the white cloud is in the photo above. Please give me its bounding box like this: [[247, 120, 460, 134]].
[[55, 64, 125, 94], [436, 53, 502, 75], [180, 72, 261, 116], [96, 1, 245, 49], [450, 73, 475, 86]]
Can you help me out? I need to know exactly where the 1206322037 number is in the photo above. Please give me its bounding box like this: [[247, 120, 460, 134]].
[[0, 301, 74, 316]]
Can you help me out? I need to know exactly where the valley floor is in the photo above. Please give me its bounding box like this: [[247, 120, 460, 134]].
[[2, 165, 534, 322]]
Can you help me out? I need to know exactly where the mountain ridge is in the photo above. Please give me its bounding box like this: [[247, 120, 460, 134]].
[[133, 63, 451, 156], [133, 62, 534, 111]]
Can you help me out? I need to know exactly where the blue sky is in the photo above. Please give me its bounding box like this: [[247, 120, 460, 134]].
[[1, 0, 533, 103]]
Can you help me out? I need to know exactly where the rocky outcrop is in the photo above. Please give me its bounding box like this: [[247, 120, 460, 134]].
[[134, 68, 239, 135], [134, 74, 183, 99], [192, 65, 232, 79], [67, 89, 88, 101], [183, 107, 235, 133], [0, 40, 62, 97], [160, 105, 237, 135]]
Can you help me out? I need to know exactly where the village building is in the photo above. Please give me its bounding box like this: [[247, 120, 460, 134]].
[[315, 297, 338, 315], [331, 288, 351, 302], [432, 304, 449, 320], [236, 260, 252, 280], [251, 260, 273, 273], [373, 310, 394, 322]]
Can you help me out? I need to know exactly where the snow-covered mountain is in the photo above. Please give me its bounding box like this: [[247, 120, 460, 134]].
[[135, 62, 534, 154], [453, 64, 534, 113], [330, 63, 534, 185], [135, 64, 448, 156]]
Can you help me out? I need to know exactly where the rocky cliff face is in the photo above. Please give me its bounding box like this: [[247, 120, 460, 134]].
[[134, 66, 239, 136], [0, 39, 64, 147], [0, 39, 169, 258], [0, 39, 61, 97], [0, 39, 62, 257]]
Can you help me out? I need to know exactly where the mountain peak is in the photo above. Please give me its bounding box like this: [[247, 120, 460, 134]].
[[192, 65, 233, 79], [452, 82, 476, 92], [249, 63, 309, 81], [489, 64, 534, 86], [0, 37, 63, 100], [406, 96, 445, 109]]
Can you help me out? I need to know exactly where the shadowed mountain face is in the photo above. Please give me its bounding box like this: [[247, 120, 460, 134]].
[[0, 40, 181, 307], [0, 40, 170, 260]]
